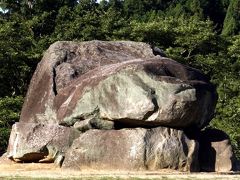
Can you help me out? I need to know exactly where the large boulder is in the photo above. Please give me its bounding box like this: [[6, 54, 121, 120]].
[[55, 58, 216, 129], [20, 41, 217, 129], [62, 127, 199, 172], [199, 128, 237, 172], [7, 122, 80, 165], [5, 41, 230, 173], [20, 41, 156, 124]]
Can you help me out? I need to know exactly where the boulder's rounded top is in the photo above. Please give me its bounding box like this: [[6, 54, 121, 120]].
[[48, 40, 155, 59]]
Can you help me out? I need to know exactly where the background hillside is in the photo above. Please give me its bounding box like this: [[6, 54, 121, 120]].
[[0, 0, 240, 159]]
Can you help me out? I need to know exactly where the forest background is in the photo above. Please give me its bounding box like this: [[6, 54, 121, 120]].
[[0, 0, 240, 159]]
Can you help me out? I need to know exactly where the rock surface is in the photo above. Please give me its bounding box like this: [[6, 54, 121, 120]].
[[7, 122, 79, 165], [20, 41, 156, 124], [199, 128, 237, 172], [62, 127, 199, 171], [5, 40, 237, 173], [55, 58, 216, 129], [20, 40, 217, 129]]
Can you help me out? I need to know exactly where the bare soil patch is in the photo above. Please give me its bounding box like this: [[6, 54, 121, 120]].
[[0, 158, 239, 179]]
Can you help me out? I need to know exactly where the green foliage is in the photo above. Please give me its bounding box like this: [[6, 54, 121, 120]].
[[99, 7, 128, 40], [0, 96, 23, 154], [0, 96, 23, 127], [129, 17, 176, 46], [213, 36, 240, 158], [168, 17, 216, 62], [0, 18, 34, 96], [0, 128, 11, 155], [211, 85, 240, 158], [228, 35, 240, 60], [222, 0, 240, 36], [166, 0, 203, 18], [128, 16, 216, 63]]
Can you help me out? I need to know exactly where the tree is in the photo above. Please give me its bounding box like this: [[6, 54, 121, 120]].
[[0, 0, 79, 155], [123, 0, 145, 17], [143, 0, 171, 11], [55, 0, 103, 41], [165, 0, 203, 18], [172, 16, 216, 60], [0, 96, 23, 155], [222, 0, 240, 36], [0, 17, 34, 96], [201, 0, 230, 30], [129, 16, 176, 47]]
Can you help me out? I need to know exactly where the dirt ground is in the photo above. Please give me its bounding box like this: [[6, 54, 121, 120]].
[[0, 158, 240, 179]]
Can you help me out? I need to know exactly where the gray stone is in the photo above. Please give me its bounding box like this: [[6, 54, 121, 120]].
[[62, 127, 199, 171], [55, 58, 216, 129], [19, 40, 217, 129], [73, 118, 114, 132], [7, 122, 80, 165], [199, 128, 237, 172], [20, 41, 155, 124], [73, 118, 92, 132]]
